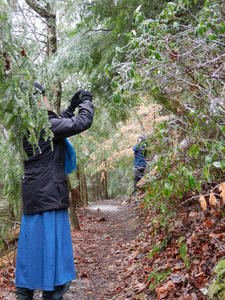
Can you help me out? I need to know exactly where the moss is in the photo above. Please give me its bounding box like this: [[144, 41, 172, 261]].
[[208, 259, 225, 299]]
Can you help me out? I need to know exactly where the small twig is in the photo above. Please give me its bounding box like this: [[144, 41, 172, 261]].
[[0, 217, 21, 225], [179, 195, 200, 206], [179, 192, 221, 206], [83, 28, 113, 36], [210, 183, 223, 192]]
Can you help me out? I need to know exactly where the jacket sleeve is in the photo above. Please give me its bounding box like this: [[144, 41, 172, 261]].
[[133, 144, 138, 152], [50, 100, 94, 139], [59, 107, 74, 118]]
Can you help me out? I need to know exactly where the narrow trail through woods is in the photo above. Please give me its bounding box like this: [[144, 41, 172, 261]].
[[66, 199, 141, 300], [3, 199, 142, 300]]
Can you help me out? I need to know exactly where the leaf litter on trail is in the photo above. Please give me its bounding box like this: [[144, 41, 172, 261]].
[[0, 194, 225, 299]]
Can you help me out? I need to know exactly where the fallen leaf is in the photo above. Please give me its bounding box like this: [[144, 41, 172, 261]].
[[209, 232, 225, 240], [188, 211, 201, 218], [156, 280, 175, 299], [178, 296, 194, 300], [219, 182, 225, 203], [199, 195, 207, 211], [209, 193, 218, 206], [204, 218, 212, 229]]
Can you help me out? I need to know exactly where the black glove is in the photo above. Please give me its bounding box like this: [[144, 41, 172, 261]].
[[69, 90, 82, 111], [69, 90, 92, 111], [33, 82, 45, 96], [79, 90, 92, 103]]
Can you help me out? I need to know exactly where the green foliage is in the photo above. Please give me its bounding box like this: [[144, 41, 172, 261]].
[[178, 237, 190, 269], [51, 0, 170, 123], [104, 0, 224, 208], [148, 268, 171, 291], [148, 244, 161, 259], [142, 118, 224, 214], [148, 238, 169, 259], [103, 0, 224, 215], [0, 1, 53, 219], [208, 259, 225, 299]]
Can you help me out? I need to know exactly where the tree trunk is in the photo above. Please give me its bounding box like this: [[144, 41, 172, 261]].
[[55, 79, 62, 114], [67, 177, 80, 230], [92, 175, 97, 201], [84, 172, 88, 205], [76, 165, 83, 207], [104, 170, 109, 200], [81, 169, 88, 206], [69, 189, 81, 230], [25, 0, 61, 112], [97, 172, 101, 201]]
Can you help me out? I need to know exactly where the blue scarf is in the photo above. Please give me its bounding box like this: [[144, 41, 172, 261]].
[[65, 138, 77, 175]]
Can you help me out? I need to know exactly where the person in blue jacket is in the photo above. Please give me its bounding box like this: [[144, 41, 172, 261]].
[[133, 136, 147, 192], [16, 82, 94, 300]]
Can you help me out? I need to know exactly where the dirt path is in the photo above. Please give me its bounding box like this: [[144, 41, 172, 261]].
[[64, 199, 141, 300]]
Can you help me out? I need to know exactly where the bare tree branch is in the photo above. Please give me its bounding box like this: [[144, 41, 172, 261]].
[[24, 0, 54, 19], [84, 28, 113, 36]]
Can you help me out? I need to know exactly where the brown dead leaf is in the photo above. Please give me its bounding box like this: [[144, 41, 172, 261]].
[[209, 232, 225, 240], [188, 211, 201, 218], [209, 193, 218, 206], [156, 280, 175, 299], [178, 296, 194, 300], [204, 218, 213, 229], [199, 195, 207, 211], [219, 182, 225, 203], [219, 182, 225, 192]]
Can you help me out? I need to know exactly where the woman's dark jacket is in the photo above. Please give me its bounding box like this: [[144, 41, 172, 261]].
[[133, 143, 146, 168], [22, 100, 94, 215]]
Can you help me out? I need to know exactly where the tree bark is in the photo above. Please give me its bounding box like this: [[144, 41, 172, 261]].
[[104, 170, 109, 200], [67, 177, 80, 230], [97, 172, 100, 201], [25, 0, 61, 111], [84, 172, 88, 205], [81, 169, 88, 206], [76, 165, 83, 207]]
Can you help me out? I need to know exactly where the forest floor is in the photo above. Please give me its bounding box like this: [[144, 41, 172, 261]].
[[1, 193, 225, 300]]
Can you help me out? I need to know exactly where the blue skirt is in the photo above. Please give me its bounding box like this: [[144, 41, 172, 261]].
[[16, 209, 76, 291]]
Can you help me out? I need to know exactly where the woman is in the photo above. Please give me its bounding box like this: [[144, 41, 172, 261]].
[[16, 83, 94, 300], [133, 136, 147, 193]]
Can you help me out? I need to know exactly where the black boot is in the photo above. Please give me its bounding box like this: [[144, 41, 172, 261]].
[[16, 288, 34, 300], [42, 282, 70, 300]]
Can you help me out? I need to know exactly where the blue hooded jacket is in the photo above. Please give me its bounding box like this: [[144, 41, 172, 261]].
[[133, 143, 146, 168]]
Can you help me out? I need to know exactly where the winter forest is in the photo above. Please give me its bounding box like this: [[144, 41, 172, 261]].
[[0, 0, 225, 299]]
